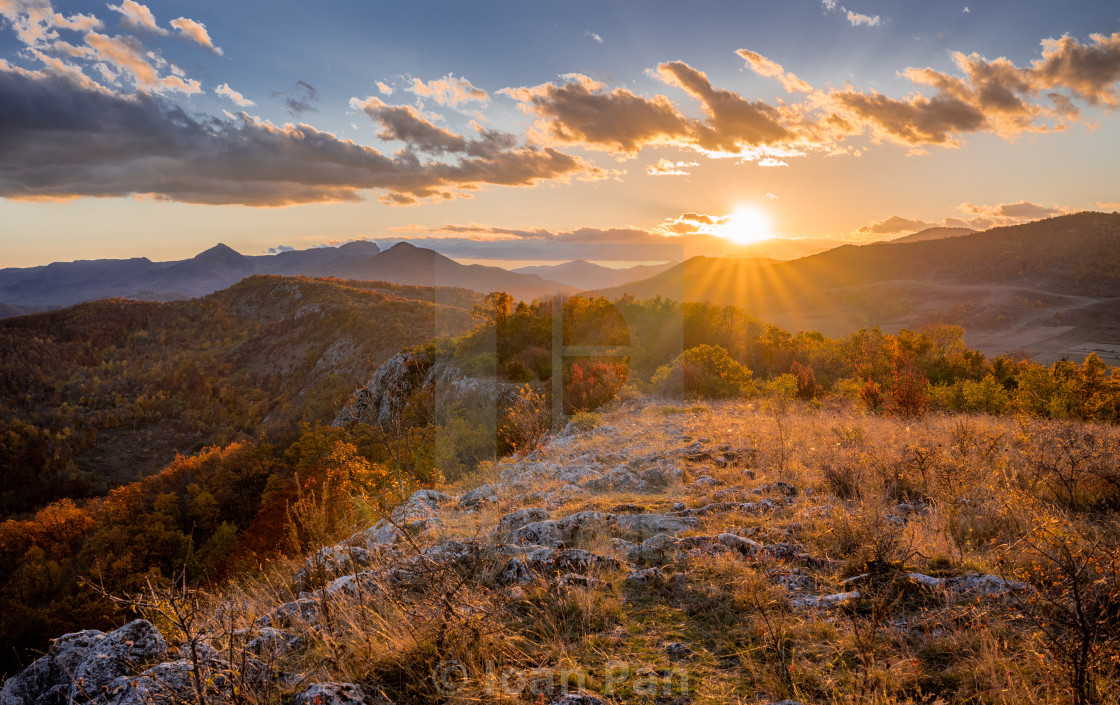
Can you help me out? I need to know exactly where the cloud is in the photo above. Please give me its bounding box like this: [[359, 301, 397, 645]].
[[84, 30, 200, 94], [584, 30, 602, 45], [822, 1, 882, 28], [276, 80, 319, 116], [352, 95, 518, 157], [1031, 32, 1120, 107], [737, 49, 812, 93], [267, 245, 295, 254], [646, 158, 697, 176], [376, 81, 393, 95], [846, 10, 880, 27], [657, 60, 793, 153], [215, 82, 253, 106], [764, 192, 778, 200], [106, 1, 165, 35], [407, 73, 488, 106], [829, 89, 987, 146], [169, 17, 221, 55], [857, 215, 931, 235], [0, 70, 597, 206], [500, 74, 692, 154], [962, 201, 1062, 220]]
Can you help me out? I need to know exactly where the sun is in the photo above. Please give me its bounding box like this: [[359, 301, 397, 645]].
[[719, 206, 774, 245]]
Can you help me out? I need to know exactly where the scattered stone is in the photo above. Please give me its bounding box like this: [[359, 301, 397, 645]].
[[688, 475, 720, 490], [790, 591, 860, 609], [460, 484, 499, 509], [293, 544, 374, 590], [550, 692, 607, 705], [257, 597, 320, 629], [580, 466, 646, 492], [244, 627, 304, 658], [326, 571, 386, 599], [500, 557, 533, 585], [670, 501, 686, 512], [664, 642, 694, 661], [556, 573, 604, 589], [293, 681, 393, 705], [499, 507, 551, 536], [773, 481, 798, 496], [638, 464, 685, 489], [717, 533, 765, 557], [627, 533, 682, 563], [355, 520, 405, 548], [609, 502, 646, 514], [946, 573, 1030, 596], [624, 567, 665, 586], [608, 513, 698, 541], [514, 520, 566, 547]]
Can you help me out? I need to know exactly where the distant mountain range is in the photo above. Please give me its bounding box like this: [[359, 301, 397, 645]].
[[513, 259, 677, 290], [0, 241, 573, 313]]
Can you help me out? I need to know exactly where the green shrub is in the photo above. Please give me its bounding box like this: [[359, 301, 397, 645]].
[[651, 344, 753, 399]]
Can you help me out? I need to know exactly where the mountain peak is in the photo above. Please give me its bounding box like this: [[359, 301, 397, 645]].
[[386, 241, 419, 252], [193, 243, 248, 264], [337, 240, 381, 257], [201, 243, 241, 256]]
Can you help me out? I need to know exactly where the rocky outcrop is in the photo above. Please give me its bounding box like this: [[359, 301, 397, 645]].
[[0, 621, 166, 705], [332, 350, 522, 430]]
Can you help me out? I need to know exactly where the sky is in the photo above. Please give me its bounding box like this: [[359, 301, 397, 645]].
[[1, 0, 1119, 268]]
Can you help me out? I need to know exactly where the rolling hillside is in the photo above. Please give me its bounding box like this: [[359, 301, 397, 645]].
[[0, 275, 478, 519], [595, 212, 1120, 360]]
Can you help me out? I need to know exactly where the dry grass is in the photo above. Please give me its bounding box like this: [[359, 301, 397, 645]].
[[153, 397, 1119, 704]]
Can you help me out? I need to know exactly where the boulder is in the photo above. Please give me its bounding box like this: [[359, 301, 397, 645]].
[[498, 507, 550, 536], [256, 597, 321, 629], [459, 484, 499, 509], [68, 620, 167, 703]]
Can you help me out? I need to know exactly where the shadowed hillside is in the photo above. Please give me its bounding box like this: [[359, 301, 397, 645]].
[[0, 275, 478, 519]]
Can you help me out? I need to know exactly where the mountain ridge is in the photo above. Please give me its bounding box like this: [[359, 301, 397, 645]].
[[0, 241, 572, 313]]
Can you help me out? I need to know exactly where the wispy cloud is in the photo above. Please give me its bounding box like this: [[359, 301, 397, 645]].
[[821, 0, 882, 28], [406, 73, 488, 106], [846, 10, 880, 27], [646, 158, 697, 176], [106, 1, 165, 35], [584, 30, 603, 45], [169, 17, 221, 54], [275, 80, 319, 115], [216, 82, 253, 106]]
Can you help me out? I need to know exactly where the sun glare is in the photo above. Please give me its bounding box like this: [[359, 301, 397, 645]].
[[719, 206, 774, 245]]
